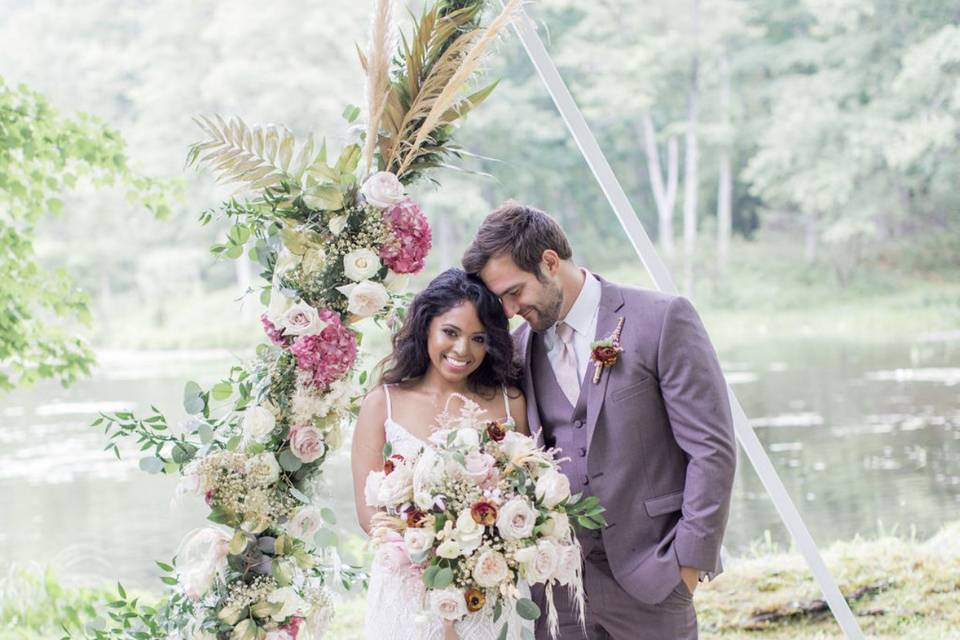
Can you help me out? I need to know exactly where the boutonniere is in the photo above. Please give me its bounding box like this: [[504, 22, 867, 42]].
[[590, 317, 625, 383]]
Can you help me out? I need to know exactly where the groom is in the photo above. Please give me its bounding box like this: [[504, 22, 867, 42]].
[[463, 203, 737, 639]]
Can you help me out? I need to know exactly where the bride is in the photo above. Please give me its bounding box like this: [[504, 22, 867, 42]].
[[351, 268, 530, 639]]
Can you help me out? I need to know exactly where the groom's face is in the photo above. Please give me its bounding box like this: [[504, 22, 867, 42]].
[[479, 254, 564, 332]]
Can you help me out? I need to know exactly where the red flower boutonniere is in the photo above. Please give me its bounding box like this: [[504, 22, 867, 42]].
[[590, 317, 625, 383]]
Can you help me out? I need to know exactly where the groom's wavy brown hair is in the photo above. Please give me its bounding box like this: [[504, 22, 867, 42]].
[[461, 202, 572, 279]]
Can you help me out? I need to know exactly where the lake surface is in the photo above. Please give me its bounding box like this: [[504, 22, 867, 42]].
[[1, 338, 958, 588]]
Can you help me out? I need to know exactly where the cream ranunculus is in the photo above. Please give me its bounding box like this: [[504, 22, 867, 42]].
[[452, 509, 484, 555], [500, 431, 536, 462], [360, 171, 406, 209], [403, 527, 436, 559], [541, 511, 571, 541], [267, 586, 306, 621], [246, 452, 281, 486], [428, 586, 468, 621], [243, 405, 277, 441], [495, 497, 537, 541], [515, 540, 561, 584], [279, 301, 327, 336], [457, 450, 495, 485], [364, 471, 384, 507], [436, 539, 461, 559], [377, 465, 414, 506], [343, 248, 381, 282], [472, 549, 509, 588], [336, 280, 389, 318], [177, 527, 231, 600], [287, 505, 323, 540], [535, 469, 571, 508]]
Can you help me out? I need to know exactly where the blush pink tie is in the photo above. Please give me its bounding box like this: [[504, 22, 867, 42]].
[[554, 321, 580, 406]]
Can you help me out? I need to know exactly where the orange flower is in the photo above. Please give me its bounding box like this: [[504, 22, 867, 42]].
[[470, 498, 498, 526], [464, 588, 485, 612], [485, 420, 507, 442], [406, 509, 428, 528], [383, 453, 405, 475]]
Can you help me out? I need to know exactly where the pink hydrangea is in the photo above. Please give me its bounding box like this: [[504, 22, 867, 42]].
[[289, 309, 357, 387], [261, 313, 288, 347], [379, 198, 432, 274]]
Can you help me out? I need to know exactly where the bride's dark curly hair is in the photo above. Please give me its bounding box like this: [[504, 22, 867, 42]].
[[379, 268, 521, 396]]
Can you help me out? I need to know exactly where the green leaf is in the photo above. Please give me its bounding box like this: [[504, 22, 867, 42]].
[[496, 623, 509, 640], [422, 565, 440, 588], [515, 598, 541, 621], [289, 487, 311, 503], [225, 435, 242, 451], [171, 442, 197, 464], [315, 528, 338, 548], [155, 561, 174, 572], [138, 456, 163, 474], [198, 423, 214, 444], [433, 567, 454, 589], [279, 449, 303, 472], [211, 382, 233, 401], [521, 627, 535, 640], [320, 507, 337, 525], [160, 576, 179, 586], [117, 582, 126, 599], [383, 442, 393, 459], [493, 600, 503, 622], [342, 104, 361, 123], [183, 381, 204, 414]]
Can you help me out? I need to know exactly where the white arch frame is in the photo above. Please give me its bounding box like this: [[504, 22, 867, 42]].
[[507, 6, 865, 638]]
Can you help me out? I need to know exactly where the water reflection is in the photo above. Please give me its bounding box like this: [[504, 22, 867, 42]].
[[1, 339, 958, 587]]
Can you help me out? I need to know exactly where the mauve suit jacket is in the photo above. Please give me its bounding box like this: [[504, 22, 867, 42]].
[[515, 275, 737, 605]]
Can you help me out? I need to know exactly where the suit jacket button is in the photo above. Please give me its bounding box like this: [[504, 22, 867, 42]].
[[579, 447, 587, 457], [574, 419, 584, 429]]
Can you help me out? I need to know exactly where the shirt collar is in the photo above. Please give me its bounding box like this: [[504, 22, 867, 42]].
[[547, 269, 601, 344]]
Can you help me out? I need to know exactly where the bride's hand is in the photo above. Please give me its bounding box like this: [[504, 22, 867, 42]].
[[442, 619, 459, 640]]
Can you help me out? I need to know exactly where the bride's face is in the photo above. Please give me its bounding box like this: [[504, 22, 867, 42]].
[[426, 301, 488, 383]]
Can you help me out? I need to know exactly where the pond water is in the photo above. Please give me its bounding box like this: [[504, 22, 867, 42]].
[[1, 338, 958, 588]]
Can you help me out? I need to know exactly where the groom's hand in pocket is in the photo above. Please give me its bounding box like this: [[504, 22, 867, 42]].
[[680, 566, 700, 595]]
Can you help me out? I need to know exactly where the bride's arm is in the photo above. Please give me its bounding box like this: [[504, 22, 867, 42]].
[[350, 385, 387, 535]]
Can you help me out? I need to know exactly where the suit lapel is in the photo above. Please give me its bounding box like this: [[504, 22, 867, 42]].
[[518, 324, 544, 445], [585, 276, 625, 448]]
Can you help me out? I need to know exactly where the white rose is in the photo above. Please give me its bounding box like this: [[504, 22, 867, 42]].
[[553, 544, 581, 586], [336, 280, 389, 318], [363, 471, 387, 507], [279, 301, 327, 336], [436, 539, 461, 559], [176, 528, 231, 600], [428, 586, 468, 621], [452, 510, 484, 555], [343, 247, 381, 282], [456, 450, 495, 485], [290, 426, 327, 463], [246, 452, 281, 486], [267, 287, 295, 324], [535, 469, 571, 508], [377, 466, 414, 506], [267, 586, 305, 621], [541, 511, 571, 541], [360, 171, 405, 209], [500, 431, 536, 462], [384, 270, 409, 293], [403, 527, 436, 559], [287, 506, 323, 540], [520, 539, 560, 585], [328, 215, 348, 236], [496, 497, 537, 541], [243, 405, 277, 441], [472, 549, 509, 588], [454, 428, 481, 449]]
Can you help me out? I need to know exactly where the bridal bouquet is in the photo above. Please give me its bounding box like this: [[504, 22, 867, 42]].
[[365, 398, 606, 637]]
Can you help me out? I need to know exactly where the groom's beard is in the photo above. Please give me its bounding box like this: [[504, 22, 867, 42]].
[[522, 280, 564, 332]]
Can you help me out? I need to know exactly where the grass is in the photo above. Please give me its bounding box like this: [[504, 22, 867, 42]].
[[4, 521, 958, 640]]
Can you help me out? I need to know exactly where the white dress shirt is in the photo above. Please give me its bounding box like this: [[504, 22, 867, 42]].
[[544, 270, 602, 386]]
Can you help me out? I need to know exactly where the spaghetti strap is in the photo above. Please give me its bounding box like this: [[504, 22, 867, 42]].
[[501, 385, 512, 421], [382, 384, 394, 421]]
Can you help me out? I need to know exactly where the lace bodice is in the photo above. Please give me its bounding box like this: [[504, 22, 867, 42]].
[[364, 385, 528, 640]]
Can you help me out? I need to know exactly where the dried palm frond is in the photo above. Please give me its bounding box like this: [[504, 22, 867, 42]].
[[394, 0, 521, 179], [187, 116, 316, 191], [361, 0, 395, 176]]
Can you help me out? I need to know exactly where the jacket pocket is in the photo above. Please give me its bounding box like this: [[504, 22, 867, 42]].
[[610, 377, 656, 402], [644, 490, 684, 518]]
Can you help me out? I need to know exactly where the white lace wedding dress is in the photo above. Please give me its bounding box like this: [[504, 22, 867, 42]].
[[363, 385, 532, 640]]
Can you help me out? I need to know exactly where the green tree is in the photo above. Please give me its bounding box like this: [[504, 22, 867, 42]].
[[0, 77, 167, 389]]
